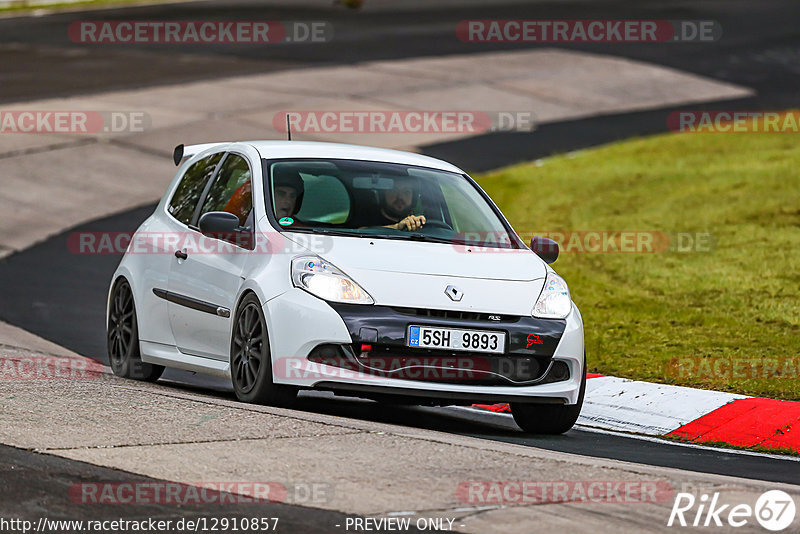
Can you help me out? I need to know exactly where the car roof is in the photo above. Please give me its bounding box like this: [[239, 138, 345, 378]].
[[241, 140, 466, 174]]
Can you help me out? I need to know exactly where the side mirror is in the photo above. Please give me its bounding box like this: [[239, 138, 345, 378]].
[[530, 236, 559, 264], [198, 211, 240, 235]]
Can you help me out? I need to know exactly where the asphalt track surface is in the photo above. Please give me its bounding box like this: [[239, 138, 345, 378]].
[[0, 443, 395, 534], [0, 0, 798, 108], [0, 0, 799, 486], [0, 0, 796, 169]]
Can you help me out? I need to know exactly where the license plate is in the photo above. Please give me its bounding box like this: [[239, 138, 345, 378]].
[[407, 325, 506, 354]]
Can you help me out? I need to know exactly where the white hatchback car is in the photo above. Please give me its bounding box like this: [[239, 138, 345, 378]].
[[108, 141, 585, 433]]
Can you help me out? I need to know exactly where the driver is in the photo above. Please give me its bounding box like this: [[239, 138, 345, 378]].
[[272, 167, 305, 220], [375, 175, 426, 231]]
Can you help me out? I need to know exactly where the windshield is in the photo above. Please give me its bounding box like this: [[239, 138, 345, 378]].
[[263, 158, 519, 248]]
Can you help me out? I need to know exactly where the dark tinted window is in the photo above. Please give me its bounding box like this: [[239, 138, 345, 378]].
[[198, 154, 253, 226], [168, 153, 223, 225]]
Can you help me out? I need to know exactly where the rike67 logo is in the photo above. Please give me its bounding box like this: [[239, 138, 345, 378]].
[[668, 490, 796, 531]]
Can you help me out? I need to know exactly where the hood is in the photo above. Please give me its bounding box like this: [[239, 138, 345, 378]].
[[286, 233, 546, 281], [284, 233, 547, 315]]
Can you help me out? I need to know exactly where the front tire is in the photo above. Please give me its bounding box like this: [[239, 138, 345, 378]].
[[511, 356, 586, 435], [230, 294, 297, 406], [108, 279, 164, 381]]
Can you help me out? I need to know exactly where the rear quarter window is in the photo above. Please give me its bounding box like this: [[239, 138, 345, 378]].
[[168, 153, 223, 225]]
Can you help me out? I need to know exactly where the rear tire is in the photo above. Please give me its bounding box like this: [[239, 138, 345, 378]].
[[108, 279, 164, 382], [511, 355, 586, 435], [230, 294, 297, 406]]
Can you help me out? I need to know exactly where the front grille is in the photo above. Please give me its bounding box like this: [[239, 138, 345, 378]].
[[390, 307, 516, 323]]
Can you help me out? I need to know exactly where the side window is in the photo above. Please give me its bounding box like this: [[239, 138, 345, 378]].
[[168, 153, 223, 225], [198, 154, 253, 227]]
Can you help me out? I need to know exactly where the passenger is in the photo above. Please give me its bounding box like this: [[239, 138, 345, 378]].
[[272, 168, 305, 219]]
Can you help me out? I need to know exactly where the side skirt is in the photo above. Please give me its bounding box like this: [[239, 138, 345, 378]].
[[140, 341, 231, 379]]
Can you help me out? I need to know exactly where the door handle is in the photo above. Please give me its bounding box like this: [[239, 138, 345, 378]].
[[174, 250, 188, 260]]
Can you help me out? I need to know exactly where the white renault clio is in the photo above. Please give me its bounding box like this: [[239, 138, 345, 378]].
[[108, 141, 585, 433]]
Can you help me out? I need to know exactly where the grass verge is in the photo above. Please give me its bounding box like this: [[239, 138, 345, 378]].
[[475, 118, 800, 400]]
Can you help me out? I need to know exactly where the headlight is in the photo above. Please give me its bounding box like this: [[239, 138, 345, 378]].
[[532, 271, 571, 319], [291, 256, 374, 305]]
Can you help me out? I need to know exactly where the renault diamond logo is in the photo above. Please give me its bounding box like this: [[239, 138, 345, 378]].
[[445, 285, 463, 302]]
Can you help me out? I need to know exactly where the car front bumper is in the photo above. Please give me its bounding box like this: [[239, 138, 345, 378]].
[[265, 288, 584, 405]]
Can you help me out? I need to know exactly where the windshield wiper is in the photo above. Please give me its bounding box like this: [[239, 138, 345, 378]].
[[308, 228, 376, 238], [389, 233, 453, 244], [306, 227, 455, 244]]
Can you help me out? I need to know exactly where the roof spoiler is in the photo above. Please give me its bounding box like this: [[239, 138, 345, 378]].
[[173, 143, 226, 166]]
